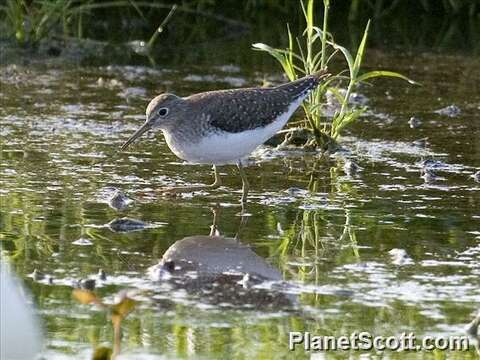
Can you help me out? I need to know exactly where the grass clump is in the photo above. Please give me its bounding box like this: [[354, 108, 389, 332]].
[[0, 1, 176, 47], [0, 0, 98, 45], [253, 0, 416, 151]]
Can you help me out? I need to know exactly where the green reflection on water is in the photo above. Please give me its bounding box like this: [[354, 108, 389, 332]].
[[1, 48, 479, 359]]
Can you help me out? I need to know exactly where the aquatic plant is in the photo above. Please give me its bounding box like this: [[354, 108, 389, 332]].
[[253, 0, 415, 150], [73, 288, 137, 358], [0, 0, 95, 45]]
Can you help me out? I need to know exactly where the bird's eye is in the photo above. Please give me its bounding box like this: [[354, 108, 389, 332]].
[[158, 107, 169, 117]]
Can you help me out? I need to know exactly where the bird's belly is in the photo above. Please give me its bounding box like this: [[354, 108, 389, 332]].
[[163, 116, 289, 165]]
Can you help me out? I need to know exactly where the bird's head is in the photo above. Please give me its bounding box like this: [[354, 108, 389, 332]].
[[121, 93, 183, 151]]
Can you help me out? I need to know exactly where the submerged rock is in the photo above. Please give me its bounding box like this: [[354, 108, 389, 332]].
[[408, 116, 422, 129], [388, 248, 414, 266], [108, 189, 133, 211], [108, 217, 146, 232], [421, 168, 438, 183], [434, 104, 461, 117]]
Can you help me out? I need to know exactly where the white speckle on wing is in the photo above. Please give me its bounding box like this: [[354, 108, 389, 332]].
[[163, 93, 308, 165]]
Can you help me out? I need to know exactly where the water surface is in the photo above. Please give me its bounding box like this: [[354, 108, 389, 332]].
[[0, 50, 479, 359]]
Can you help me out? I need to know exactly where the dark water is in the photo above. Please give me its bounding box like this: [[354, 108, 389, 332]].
[[1, 49, 479, 359]]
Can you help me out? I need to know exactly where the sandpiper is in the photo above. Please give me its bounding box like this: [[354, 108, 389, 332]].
[[121, 70, 329, 203]]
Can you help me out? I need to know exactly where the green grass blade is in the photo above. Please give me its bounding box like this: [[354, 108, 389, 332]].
[[352, 20, 370, 77], [287, 23, 296, 77], [330, 41, 354, 77], [127, 0, 146, 19], [356, 70, 419, 85], [332, 108, 365, 138], [147, 4, 177, 48]]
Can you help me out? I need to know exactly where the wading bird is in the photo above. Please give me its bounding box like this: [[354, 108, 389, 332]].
[[121, 71, 329, 203]]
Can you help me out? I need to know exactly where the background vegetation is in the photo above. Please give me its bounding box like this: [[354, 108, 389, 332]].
[[1, 0, 479, 53]]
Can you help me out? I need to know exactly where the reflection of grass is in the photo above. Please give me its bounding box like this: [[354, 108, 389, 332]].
[[275, 207, 359, 269], [270, 160, 364, 307], [253, 0, 415, 150], [273, 205, 361, 310]]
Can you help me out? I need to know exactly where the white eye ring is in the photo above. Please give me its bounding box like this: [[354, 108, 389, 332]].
[[158, 107, 169, 117]]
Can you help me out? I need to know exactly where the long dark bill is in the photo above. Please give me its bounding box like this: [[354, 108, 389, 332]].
[[120, 122, 152, 151]]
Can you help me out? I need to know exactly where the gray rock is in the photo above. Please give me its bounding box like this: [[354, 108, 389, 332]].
[[408, 116, 422, 129], [434, 104, 461, 117]]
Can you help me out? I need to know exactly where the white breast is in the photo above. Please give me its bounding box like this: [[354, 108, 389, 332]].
[[163, 94, 307, 165]]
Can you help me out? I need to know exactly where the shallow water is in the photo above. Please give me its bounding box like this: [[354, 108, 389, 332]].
[[1, 49, 479, 359]]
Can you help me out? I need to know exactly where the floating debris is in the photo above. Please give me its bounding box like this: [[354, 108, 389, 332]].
[[126, 40, 149, 56], [108, 217, 146, 232], [388, 249, 414, 266], [117, 87, 147, 99], [97, 269, 107, 281], [285, 187, 308, 197], [421, 168, 438, 183], [434, 104, 461, 117], [419, 159, 448, 170], [30, 269, 45, 281], [412, 137, 428, 147], [148, 260, 174, 281], [183, 74, 247, 87], [238, 273, 252, 289], [344, 159, 360, 176], [96, 77, 123, 89], [472, 171, 480, 183], [214, 64, 241, 73], [72, 237, 93, 246], [29, 269, 53, 284], [79, 278, 96, 291], [108, 189, 133, 211], [408, 116, 422, 129]]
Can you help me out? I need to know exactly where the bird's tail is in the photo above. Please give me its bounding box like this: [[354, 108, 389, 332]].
[[275, 69, 330, 98]]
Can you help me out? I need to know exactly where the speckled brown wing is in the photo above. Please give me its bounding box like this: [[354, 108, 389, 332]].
[[186, 74, 323, 134]]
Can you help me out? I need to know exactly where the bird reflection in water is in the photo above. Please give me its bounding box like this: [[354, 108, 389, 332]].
[[148, 207, 295, 309]]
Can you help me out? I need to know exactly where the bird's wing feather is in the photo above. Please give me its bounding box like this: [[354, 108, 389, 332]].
[[186, 75, 321, 134]]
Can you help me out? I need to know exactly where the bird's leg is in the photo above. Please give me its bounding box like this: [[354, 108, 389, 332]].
[[236, 161, 250, 204], [159, 165, 222, 194], [234, 211, 249, 240], [209, 204, 221, 236], [211, 165, 222, 188]]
